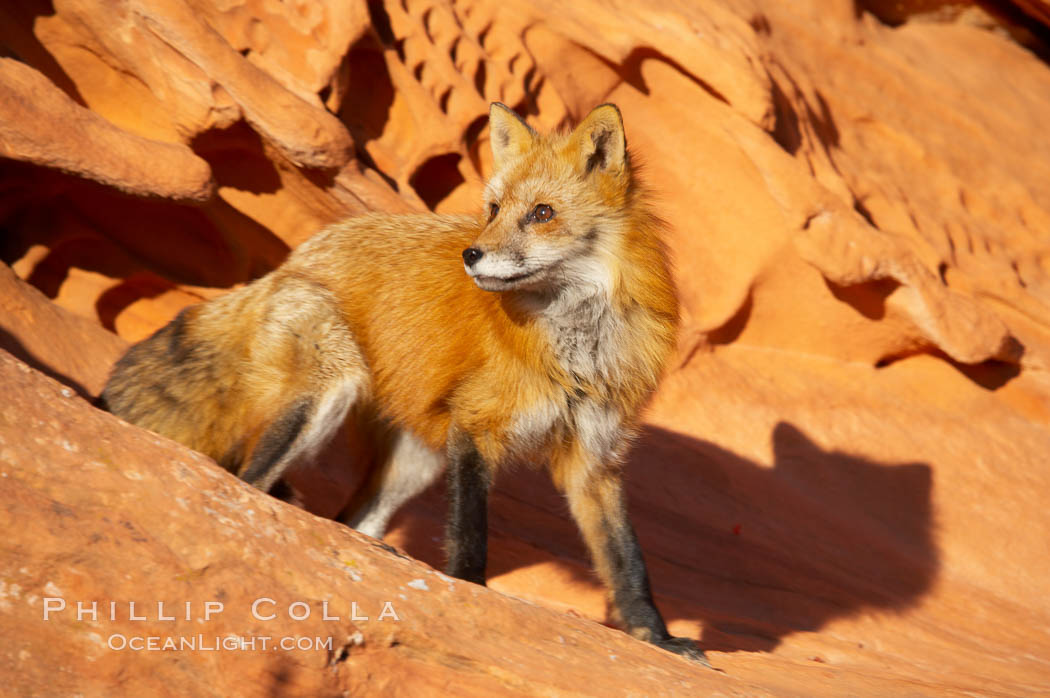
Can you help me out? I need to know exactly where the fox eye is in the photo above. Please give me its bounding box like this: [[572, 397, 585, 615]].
[[488, 202, 499, 221], [532, 203, 555, 223]]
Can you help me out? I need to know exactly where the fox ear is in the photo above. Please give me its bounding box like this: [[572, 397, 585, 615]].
[[489, 103, 536, 170], [571, 103, 626, 175]]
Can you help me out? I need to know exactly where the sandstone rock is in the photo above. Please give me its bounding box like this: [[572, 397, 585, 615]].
[[0, 0, 366, 275], [126, 0, 354, 169], [1, 0, 1050, 694], [0, 262, 125, 398], [860, 0, 1050, 40], [1012, 0, 1050, 26], [857, 1, 985, 25], [794, 207, 1021, 365], [182, 0, 370, 107], [6, 0, 355, 170], [0, 58, 214, 201], [0, 165, 289, 340]]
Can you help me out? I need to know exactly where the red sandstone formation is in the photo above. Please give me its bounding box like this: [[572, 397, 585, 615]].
[[1, 0, 1049, 694]]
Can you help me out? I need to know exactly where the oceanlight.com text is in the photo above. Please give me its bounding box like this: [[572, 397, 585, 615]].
[[106, 634, 335, 652]]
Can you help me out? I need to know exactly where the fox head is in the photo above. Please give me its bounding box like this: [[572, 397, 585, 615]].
[[463, 103, 635, 293]]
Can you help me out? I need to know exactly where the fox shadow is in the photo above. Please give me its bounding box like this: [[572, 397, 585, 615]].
[[388, 421, 937, 654]]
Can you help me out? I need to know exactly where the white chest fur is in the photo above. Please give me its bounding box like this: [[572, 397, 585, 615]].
[[509, 393, 623, 466], [512, 276, 630, 465], [540, 263, 627, 385]]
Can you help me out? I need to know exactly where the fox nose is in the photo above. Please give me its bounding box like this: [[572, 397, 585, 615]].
[[462, 247, 484, 267]]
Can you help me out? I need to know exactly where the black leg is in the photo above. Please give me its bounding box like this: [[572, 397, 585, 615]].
[[444, 430, 491, 584], [605, 515, 710, 665], [605, 516, 668, 638], [240, 399, 312, 490], [561, 464, 710, 665]]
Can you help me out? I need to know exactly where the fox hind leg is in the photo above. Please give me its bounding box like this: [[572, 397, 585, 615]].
[[340, 428, 445, 539], [236, 279, 370, 493], [239, 375, 365, 493], [239, 398, 312, 491]]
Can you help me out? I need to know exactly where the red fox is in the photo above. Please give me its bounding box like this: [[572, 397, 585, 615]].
[[100, 103, 705, 663]]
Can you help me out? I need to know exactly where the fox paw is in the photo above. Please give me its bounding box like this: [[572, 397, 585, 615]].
[[655, 636, 711, 666]]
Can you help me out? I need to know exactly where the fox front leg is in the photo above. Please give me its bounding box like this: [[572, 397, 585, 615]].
[[603, 508, 709, 665], [555, 449, 710, 665], [444, 429, 492, 585]]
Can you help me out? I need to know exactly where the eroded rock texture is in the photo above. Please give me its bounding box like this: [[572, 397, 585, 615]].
[[2, 0, 1050, 695]]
